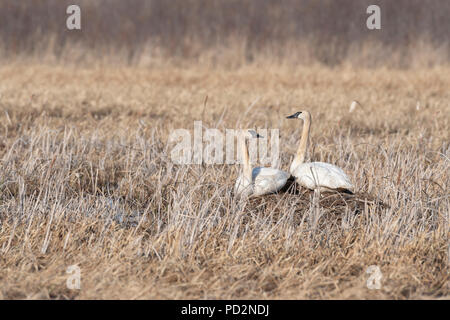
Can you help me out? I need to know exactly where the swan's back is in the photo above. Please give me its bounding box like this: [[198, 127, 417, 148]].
[[252, 167, 290, 196], [291, 162, 353, 191]]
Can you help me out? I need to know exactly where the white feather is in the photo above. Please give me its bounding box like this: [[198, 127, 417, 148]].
[[235, 167, 289, 197], [291, 162, 353, 191]]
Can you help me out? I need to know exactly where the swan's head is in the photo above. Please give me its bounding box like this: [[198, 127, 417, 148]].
[[246, 129, 263, 139], [286, 111, 310, 120]]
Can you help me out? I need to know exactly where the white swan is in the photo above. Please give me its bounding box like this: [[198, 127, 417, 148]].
[[286, 111, 354, 193], [234, 130, 290, 198]]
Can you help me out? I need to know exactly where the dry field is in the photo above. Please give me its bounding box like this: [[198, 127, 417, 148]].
[[0, 62, 448, 299]]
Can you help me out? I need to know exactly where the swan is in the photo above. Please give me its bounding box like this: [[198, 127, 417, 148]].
[[286, 111, 354, 193], [234, 130, 290, 198]]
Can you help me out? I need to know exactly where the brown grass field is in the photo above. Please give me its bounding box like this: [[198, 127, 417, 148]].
[[0, 61, 448, 299]]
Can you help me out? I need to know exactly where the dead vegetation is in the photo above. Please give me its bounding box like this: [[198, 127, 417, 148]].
[[0, 63, 448, 299], [2, 0, 450, 68]]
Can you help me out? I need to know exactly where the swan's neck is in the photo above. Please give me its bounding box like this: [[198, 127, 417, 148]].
[[240, 133, 253, 185], [290, 113, 311, 173]]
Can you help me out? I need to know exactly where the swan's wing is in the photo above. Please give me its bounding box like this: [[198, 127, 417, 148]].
[[293, 162, 353, 190], [252, 167, 290, 195]]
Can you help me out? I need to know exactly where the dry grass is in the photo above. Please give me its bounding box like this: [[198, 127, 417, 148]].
[[0, 62, 448, 299], [2, 0, 450, 68]]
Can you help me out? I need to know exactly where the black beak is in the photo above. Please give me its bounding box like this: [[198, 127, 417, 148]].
[[286, 112, 301, 119], [248, 129, 264, 139]]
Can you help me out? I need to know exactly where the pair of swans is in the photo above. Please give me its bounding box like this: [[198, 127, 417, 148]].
[[234, 110, 354, 198]]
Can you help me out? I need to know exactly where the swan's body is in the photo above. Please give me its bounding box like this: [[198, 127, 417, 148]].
[[234, 130, 289, 198], [287, 111, 354, 193], [235, 166, 290, 198], [290, 162, 353, 192]]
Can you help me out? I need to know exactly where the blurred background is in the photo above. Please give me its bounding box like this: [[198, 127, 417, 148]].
[[1, 0, 450, 67]]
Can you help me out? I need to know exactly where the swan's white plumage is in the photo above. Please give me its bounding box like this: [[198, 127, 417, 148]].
[[234, 129, 289, 198], [286, 110, 354, 193], [234, 167, 289, 198], [291, 161, 353, 191]]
